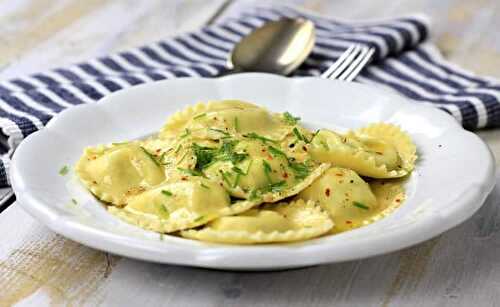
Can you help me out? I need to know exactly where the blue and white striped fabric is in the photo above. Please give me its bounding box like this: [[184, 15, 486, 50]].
[[1, 5, 500, 187]]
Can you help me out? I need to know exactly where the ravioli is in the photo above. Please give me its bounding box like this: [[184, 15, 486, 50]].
[[161, 100, 295, 142], [75, 143, 165, 206], [160, 100, 260, 137], [309, 123, 415, 178], [297, 167, 378, 232], [109, 178, 258, 233], [181, 199, 333, 244], [75, 100, 416, 244], [201, 137, 329, 200]]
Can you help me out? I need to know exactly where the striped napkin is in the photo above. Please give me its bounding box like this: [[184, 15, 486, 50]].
[[1, 5, 500, 188]]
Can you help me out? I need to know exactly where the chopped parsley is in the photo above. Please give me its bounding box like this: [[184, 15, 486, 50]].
[[268, 146, 287, 159], [71, 198, 78, 205], [232, 166, 246, 175], [209, 128, 230, 137], [288, 161, 310, 180], [174, 144, 183, 154], [193, 113, 206, 120], [233, 173, 241, 188], [249, 181, 287, 200], [220, 170, 233, 187], [194, 216, 204, 222], [180, 128, 191, 139], [159, 204, 169, 215], [192, 143, 216, 169], [59, 165, 69, 176], [283, 112, 301, 125], [217, 140, 248, 164], [161, 190, 173, 197], [140, 146, 161, 166], [192, 140, 248, 172], [234, 117, 240, 132], [244, 132, 277, 144], [200, 182, 210, 189], [320, 140, 329, 150], [262, 160, 273, 183], [292, 127, 306, 142], [178, 167, 204, 177], [353, 201, 370, 210]]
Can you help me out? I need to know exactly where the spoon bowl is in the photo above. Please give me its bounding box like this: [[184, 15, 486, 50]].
[[229, 18, 315, 75]]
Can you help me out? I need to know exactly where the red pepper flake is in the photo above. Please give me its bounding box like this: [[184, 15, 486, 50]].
[[155, 149, 161, 153], [302, 146, 308, 152], [350, 180, 354, 183], [395, 199, 401, 203], [267, 155, 273, 160], [375, 151, 383, 155], [283, 172, 289, 179], [181, 176, 188, 181], [345, 220, 352, 224], [261, 149, 266, 153], [325, 188, 331, 197], [335, 173, 343, 177], [92, 180, 97, 184]]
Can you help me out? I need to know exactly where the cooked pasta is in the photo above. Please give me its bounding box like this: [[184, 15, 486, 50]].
[[75, 100, 417, 244]]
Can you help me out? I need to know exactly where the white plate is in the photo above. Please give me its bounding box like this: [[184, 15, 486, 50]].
[[10, 73, 495, 270]]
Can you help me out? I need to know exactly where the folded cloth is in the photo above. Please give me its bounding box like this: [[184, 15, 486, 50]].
[[1, 5, 500, 188]]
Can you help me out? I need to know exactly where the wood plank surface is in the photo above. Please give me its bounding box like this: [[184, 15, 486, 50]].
[[0, 0, 499, 306]]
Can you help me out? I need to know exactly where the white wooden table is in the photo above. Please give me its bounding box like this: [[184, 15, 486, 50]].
[[1, 1, 500, 306]]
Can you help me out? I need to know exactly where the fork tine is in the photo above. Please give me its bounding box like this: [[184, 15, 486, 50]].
[[337, 46, 372, 81], [326, 44, 363, 80], [320, 45, 357, 79], [342, 48, 375, 82]]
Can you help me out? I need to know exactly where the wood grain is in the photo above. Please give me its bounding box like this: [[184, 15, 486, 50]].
[[1, 0, 500, 306]]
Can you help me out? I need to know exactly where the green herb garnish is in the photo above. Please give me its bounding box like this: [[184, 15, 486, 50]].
[[234, 117, 240, 132], [178, 167, 204, 177], [200, 182, 210, 189], [194, 216, 204, 222], [174, 144, 183, 154], [288, 161, 310, 180], [268, 146, 287, 159], [180, 128, 191, 139], [244, 132, 277, 144], [159, 204, 169, 215], [111, 141, 128, 146], [262, 160, 273, 183], [161, 190, 173, 197], [71, 198, 78, 205], [320, 140, 329, 150], [218, 140, 248, 164], [140, 146, 161, 166], [59, 165, 69, 176], [353, 201, 370, 210], [249, 181, 287, 201], [221, 170, 233, 187], [292, 127, 305, 142], [209, 128, 230, 136], [283, 111, 300, 125], [193, 113, 206, 120], [232, 166, 246, 175]]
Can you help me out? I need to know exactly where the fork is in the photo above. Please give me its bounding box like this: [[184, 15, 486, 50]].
[[321, 44, 375, 81]]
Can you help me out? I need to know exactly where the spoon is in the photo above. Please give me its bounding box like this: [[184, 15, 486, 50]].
[[226, 18, 316, 75]]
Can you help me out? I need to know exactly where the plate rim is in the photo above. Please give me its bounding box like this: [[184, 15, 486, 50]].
[[10, 73, 496, 270]]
